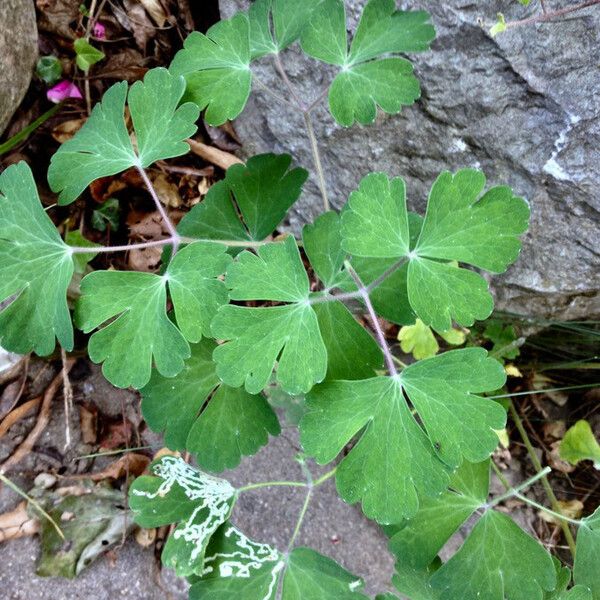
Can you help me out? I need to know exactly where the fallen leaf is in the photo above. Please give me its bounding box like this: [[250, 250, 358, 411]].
[[0, 501, 39, 542], [97, 48, 148, 82], [135, 526, 156, 547], [36, 0, 80, 39], [539, 499, 583, 525], [188, 139, 243, 170], [548, 440, 576, 474], [152, 173, 182, 208], [139, 0, 167, 26], [99, 420, 133, 450], [0, 397, 41, 439], [79, 404, 98, 444], [122, 0, 156, 50], [86, 453, 150, 481], [51, 118, 86, 144]]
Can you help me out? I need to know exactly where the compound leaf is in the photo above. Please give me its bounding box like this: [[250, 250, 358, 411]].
[[300, 0, 435, 126], [574, 507, 600, 599], [559, 420, 600, 470], [341, 170, 529, 331], [189, 524, 284, 599], [74, 38, 105, 71], [301, 376, 450, 523], [48, 68, 199, 204], [76, 242, 229, 388], [170, 14, 251, 125], [129, 456, 235, 577], [141, 339, 280, 472], [177, 154, 307, 244], [212, 237, 327, 394], [247, 0, 278, 58], [0, 162, 74, 355], [272, 0, 323, 50], [283, 547, 368, 599], [430, 510, 556, 600]]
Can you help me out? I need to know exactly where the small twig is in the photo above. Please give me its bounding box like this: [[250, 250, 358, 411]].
[[60, 348, 74, 450], [506, 0, 600, 28], [0, 360, 75, 476], [540, 0, 547, 14], [253, 76, 297, 109], [345, 262, 397, 377], [0, 397, 41, 440]]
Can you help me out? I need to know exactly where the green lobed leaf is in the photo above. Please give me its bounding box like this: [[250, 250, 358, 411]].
[[300, 348, 505, 523], [272, 0, 323, 50], [170, 14, 251, 125], [75, 242, 230, 388], [212, 236, 327, 395], [129, 456, 235, 577], [574, 507, 600, 599], [398, 318, 439, 360], [141, 339, 280, 472], [429, 510, 556, 599], [341, 169, 530, 331], [0, 162, 74, 355], [389, 460, 489, 569], [189, 524, 284, 599], [300, 0, 435, 126], [74, 38, 105, 71], [177, 153, 307, 245], [247, 0, 278, 59], [48, 68, 199, 204], [559, 420, 600, 470], [190, 526, 368, 600], [282, 547, 368, 599]]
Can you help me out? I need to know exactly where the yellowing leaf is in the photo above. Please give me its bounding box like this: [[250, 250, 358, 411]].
[[398, 319, 439, 360], [560, 420, 600, 469]]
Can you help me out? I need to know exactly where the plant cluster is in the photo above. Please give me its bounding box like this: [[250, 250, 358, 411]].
[[0, 0, 598, 598]]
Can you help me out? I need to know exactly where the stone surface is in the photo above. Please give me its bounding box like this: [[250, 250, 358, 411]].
[[220, 0, 600, 320], [0, 0, 38, 135]]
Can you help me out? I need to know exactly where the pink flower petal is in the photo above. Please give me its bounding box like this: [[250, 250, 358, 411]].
[[47, 80, 83, 103], [93, 22, 106, 39]]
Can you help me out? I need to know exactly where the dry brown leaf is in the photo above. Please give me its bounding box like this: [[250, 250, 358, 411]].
[[51, 118, 86, 143], [97, 48, 147, 82], [188, 139, 243, 171], [122, 0, 156, 49], [139, 0, 167, 26], [100, 420, 133, 450], [128, 246, 163, 272], [548, 440, 576, 474], [135, 526, 157, 547], [87, 453, 150, 481], [543, 420, 566, 442], [152, 447, 180, 461], [36, 0, 80, 39], [0, 501, 39, 542], [79, 404, 98, 445], [127, 210, 169, 240], [539, 499, 583, 525], [152, 173, 182, 208]]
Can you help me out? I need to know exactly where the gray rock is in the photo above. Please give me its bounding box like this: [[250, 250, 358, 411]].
[[0, 0, 38, 135], [220, 0, 600, 320]]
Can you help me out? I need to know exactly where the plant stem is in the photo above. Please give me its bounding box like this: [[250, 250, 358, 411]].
[[345, 262, 397, 377], [302, 111, 330, 212], [272, 53, 331, 212], [514, 493, 583, 527], [509, 400, 577, 556], [253, 76, 297, 109], [366, 258, 408, 293], [313, 467, 337, 487], [506, 0, 600, 28], [237, 480, 308, 493], [69, 236, 269, 255], [487, 466, 551, 508], [286, 486, 312, 553], [489, 383, 598, 399], [136, 166, 181, 254]]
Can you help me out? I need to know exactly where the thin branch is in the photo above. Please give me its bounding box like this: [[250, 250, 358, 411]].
[[136, 165, 181, 254], [345, 262, 397, 377], [237, 480, 308, 493], [253, 76, 297, 110], [486, 466, 551, 508], [506, 0, 600, 28], [366, 257, 408, 293], [273, 53, 303, 108]]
